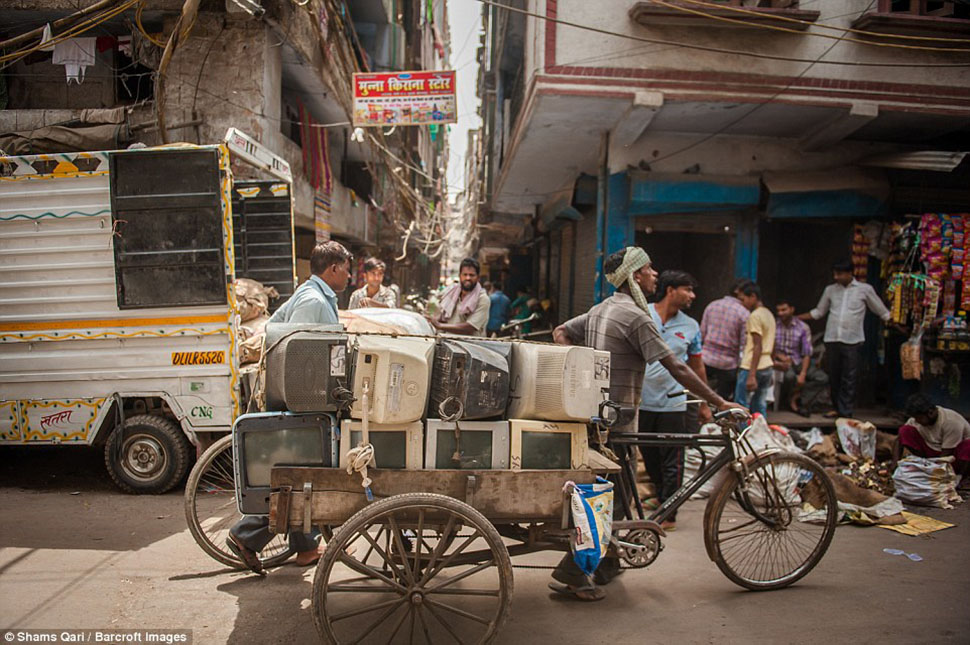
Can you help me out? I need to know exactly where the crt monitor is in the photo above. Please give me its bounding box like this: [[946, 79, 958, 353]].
[[509, 419, 589, 471], [233, 411, 337, 515], [506, 343, 610, 422], [263, 323, 349, 412], [424, 419, 510, 469], [339, 419, 423, 470], [429, 338, 510, 420], [350, 335, 435, 424]]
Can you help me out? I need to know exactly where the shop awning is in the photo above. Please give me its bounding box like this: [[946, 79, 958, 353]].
[[628, 172, 761, 216], [763, 167, 890, 219]]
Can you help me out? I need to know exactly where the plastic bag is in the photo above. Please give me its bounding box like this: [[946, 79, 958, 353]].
[[836, 418, 877, 461], [743, 414, 797, 454], [900, 332, 922, 380], [566, 477, 614, 576], [892, 456, 961, 509], [682, 423, 728, 499]]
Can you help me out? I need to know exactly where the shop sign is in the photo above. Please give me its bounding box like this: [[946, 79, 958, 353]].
[[353, 71, 456, 127]]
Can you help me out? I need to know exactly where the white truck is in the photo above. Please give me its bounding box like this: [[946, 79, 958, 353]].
[[0, 130, 296, 493]]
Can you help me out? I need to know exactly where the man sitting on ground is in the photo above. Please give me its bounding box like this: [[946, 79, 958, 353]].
[[895, 394, 970, 487]]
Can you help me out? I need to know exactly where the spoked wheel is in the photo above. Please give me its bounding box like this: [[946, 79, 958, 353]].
[[183, 434, 293, 569], [703, 451, 837, 590], [312, 493, 513, 645]]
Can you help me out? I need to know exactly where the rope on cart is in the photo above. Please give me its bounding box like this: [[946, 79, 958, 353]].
[[345, 381, 375, 500], [438, 396, 465, 464]]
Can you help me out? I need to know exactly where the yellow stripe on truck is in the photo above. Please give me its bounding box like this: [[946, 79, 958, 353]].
[[0, 314, 229, 332]]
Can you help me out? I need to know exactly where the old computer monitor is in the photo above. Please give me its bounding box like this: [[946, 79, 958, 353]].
[[233, 411, 337, 515], [506, 343, 610, 422], [350, 335, 435, 424], [429, 338, 510, 420], [262, 323, 349, 412], [424, 419, 510, 469], [339, 419, 423, 470], [509, 419, 589, 471]]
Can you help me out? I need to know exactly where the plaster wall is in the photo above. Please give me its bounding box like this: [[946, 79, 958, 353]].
[[550, 0, 970, 89]]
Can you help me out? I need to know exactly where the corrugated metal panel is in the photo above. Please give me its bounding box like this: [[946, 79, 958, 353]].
[[572, 211, 598, 316], [558, 222, 574, 322]]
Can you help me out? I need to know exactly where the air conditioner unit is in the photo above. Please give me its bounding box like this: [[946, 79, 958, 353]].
[[349, 335, 435, 424], [263, 323, 349, 412], [233, 412, 337, 515], [509, 419, 588, 471], [424, 419, 510, 470], [506, 343, 611, 422], [339, 419, 423, 470], [429, 338, 510, 420]]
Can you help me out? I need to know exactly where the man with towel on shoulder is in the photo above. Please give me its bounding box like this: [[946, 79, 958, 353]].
[[429, 257, 491, 336], [550, 246, 748, 602]]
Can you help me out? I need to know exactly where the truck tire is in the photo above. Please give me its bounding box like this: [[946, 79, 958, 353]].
[[104, 415, 193, 494]]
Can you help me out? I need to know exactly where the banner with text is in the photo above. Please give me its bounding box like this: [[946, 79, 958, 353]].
[[353, 71, 456, 127]]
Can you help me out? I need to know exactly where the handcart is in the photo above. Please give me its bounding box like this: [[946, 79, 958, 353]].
[[185, 404, 839, 645]]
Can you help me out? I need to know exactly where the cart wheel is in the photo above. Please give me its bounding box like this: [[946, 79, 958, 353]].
[[184, 435, 293, 569], [312, 493, 513, 645]]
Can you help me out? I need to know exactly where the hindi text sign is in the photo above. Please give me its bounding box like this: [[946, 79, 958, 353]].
[[353, 71, 456, 127]]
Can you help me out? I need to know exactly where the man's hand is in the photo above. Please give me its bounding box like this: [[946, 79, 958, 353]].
[[717, 401, 748, 414], [425, 314, 441, 329], [699, 403, 713, 424], [552, 325, 572, 345], [796, 372, 807, 388], [746, 373, 757, 392]]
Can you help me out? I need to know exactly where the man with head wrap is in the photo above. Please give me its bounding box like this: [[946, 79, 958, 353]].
[[549, 247, 746, 601]]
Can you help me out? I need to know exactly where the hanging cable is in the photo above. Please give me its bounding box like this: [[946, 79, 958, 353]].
[[475, 0, 970, 67]]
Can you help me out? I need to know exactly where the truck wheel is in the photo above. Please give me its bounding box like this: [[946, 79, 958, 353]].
[[104, 415, 193, 494]]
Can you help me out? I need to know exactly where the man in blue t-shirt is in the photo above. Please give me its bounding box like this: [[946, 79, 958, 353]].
[[639, 270, 711, 531], [486, 281, 512, 336]]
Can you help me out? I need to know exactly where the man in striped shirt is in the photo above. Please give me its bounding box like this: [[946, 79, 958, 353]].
[[550, 247, 745, 601], [700, 279, 752, 401]]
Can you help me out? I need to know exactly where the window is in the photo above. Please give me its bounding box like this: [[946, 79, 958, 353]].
[[110, 149, 226, 309], [878, 1, 969, 18]]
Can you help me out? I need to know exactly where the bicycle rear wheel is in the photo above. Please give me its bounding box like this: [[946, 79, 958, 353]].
[[184, 434, 293, 569], [703, 451, 837, 591]]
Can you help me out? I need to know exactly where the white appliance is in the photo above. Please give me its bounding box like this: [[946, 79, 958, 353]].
[[349, 335, 435, 424], [424, 419, 510, 469], [339, 419, 423, 470], [506, 343, 610, 422], [509, 419, 589, 470]]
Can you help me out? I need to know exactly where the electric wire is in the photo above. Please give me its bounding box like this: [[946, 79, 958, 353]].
[[475, 0, 970, 67], [650, 0, 970, 53]]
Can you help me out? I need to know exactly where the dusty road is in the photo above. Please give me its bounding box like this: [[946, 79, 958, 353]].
[[1, 446, 968, 644]]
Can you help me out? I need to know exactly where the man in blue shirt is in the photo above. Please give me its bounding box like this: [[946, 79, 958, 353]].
[[486, 281, 512, 335], [227, 240, 352, 574], [639, 270, 711, 531]]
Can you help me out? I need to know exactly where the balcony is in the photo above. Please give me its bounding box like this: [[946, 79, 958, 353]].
[[630, 0, 820, 31], [852, 0, 970, 40]]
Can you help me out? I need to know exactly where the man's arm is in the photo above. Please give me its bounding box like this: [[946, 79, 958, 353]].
[[554, 313, 588, 346], [863, 284, 892, 322], [431, 320, 478, 335], [797, 355, 810, 387], [687, 354, 713, 422], [660, 354, 743, 412], [800, 287, 830, 321], [746, 332, 762, 392]]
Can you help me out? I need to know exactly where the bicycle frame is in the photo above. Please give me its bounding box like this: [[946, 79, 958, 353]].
[[608, 431, 737, 525]]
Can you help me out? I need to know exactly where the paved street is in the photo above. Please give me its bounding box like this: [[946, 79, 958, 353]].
[[1, 446, 968, 644]]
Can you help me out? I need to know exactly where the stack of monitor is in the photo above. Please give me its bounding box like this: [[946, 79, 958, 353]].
[[234, 323, 612, 512]]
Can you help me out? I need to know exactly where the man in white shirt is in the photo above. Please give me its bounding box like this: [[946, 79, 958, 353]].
[[799, 261, 892, 418], [895, 394, 970, 485]]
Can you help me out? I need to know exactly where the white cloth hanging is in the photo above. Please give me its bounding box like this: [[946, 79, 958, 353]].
[[52, 38, 96, 84], [39, 24, 56, 52]]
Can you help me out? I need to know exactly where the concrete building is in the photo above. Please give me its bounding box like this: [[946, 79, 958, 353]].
[[473, 0, 970, 404], [1, 0, 452, 296]]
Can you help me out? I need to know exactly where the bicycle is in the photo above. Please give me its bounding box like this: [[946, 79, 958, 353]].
[[604, 406, 839, 590]]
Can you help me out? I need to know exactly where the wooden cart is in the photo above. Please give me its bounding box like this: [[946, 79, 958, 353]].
[[267, 451, 662, 645]]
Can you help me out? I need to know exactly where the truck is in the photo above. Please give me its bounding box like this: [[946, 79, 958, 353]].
[[0, 129, 297, 493]]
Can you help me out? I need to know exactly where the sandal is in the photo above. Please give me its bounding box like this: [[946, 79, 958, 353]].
[[226, 535, 265, 575], [547, 582, 606, 602], [641, 497, 661, 511]]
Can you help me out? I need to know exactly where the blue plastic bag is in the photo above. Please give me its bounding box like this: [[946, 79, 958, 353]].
[[566, 477, 614, 576]]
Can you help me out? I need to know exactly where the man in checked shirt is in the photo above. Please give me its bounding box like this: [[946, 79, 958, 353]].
[[700, 278, 753, 402]]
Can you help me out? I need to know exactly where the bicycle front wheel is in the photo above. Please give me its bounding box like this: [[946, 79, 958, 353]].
[[184, 434, 293, 569], [703, 451, 837, 591]]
